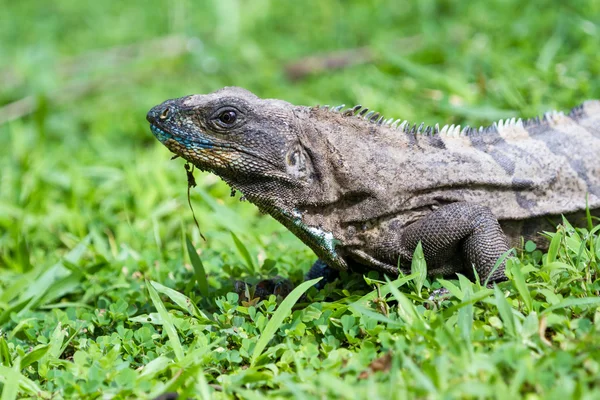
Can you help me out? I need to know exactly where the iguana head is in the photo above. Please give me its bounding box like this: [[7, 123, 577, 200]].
[[148, 87, 347, 270], [147, 87, 314, 189]]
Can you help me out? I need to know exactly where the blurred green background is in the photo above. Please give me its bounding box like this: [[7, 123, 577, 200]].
[[0, 0, 599, 397]]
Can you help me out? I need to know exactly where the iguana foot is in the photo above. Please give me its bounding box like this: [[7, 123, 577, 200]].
[[306, 259, 340, 289], [234, 277, 294, 303], [233, 259, 340, 303], [427, 287, 451, 302]]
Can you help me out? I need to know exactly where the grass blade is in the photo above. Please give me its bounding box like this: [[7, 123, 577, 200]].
[[250, 277, 321, 366], [494, 285, 515, 337], [349, 304, 403, 327], [542, 297, 600, 315], [0, 365, 19, 400], [350, 273, 417, 307], [0, 364, 46, 400], [457, 290, 473, 344], [195, 368, 212, 399], [546, 227, 563, 265], [484, 248, 514, 287], [509, 259, 532, 313], [385, 276, 420, 326], [230, 231, 256, 273], [411, 241, 426, 295], [0, 337, 11, 367], [586, 195, 593, 231], [441, 288, 494, 318], [139, 356, 172, 379], [437, 279, 464, 300], [16, 235, 32, 273], [185, 235, 208, 297], [146, 280, 184, 361], [402, 356, 438, 395], [20, 345, 50, 370], [150, 280, 209, 320]]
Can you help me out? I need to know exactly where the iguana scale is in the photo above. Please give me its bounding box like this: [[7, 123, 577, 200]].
[[147, 87, 600, 288]]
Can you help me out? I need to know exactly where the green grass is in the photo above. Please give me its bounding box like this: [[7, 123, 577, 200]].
[[1, 0, 600, 398]]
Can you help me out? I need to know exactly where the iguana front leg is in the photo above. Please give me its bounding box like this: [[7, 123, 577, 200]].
[[237, 203, 509, 301], [398, 202, 510, 283]]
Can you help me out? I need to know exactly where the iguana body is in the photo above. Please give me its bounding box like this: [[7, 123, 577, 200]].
[[147, 87, 600, 285]]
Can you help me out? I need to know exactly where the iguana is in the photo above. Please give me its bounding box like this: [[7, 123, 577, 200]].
[[147, 87, 600, 291]]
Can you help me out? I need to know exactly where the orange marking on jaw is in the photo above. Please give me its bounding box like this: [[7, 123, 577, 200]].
[[164, 139, 240, 169]]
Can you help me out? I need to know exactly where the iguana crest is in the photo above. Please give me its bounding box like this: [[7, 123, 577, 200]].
[[315, 102, 588, 137]]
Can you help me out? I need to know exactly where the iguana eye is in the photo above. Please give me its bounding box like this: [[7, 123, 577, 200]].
[[159, 107, 170, 120], [218, 110, 237, 125], [210, 105, 244, 130]]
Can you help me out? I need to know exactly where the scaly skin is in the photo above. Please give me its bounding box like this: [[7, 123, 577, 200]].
[[147, 87, 600, 288]]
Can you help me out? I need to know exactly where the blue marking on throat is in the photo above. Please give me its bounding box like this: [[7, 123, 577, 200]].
[[150, 124, 173, 143]]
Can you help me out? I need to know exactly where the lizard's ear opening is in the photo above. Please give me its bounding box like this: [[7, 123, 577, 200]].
[[285, 144, 314, 183]]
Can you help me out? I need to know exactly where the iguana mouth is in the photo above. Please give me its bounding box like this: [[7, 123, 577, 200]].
[[150, 124, 173, 143], [149, 123, 171, 142], [150, 124, 214, 149], [149, 123, 281, 171]]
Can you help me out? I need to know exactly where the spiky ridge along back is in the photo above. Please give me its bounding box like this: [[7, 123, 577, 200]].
[[314, 102, 588, 137]]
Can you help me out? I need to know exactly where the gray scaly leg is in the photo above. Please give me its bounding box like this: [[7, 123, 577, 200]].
[[400, 202, 509, 283]]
